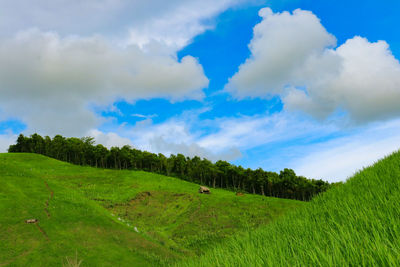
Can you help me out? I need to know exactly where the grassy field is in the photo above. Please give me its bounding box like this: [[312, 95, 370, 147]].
[[176, 150, 400, 266], [0, 153, 303, 266]]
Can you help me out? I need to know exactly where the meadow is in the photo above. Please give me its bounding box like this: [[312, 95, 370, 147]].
[[0, 153, 302, 266], [2, 151, 399, 266]]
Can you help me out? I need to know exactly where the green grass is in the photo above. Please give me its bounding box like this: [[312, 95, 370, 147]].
[[0, 153, 303, 266], [176, 150, 400, 266]]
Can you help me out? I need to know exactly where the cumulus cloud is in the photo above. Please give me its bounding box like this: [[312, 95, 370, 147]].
[[0, 0, 255, 137], [227, 8, 400, 123], [0, 0, 244, 48], [285, 37, 400, 122], [227, 8, 336, 97], [0, 30, 208, 136]]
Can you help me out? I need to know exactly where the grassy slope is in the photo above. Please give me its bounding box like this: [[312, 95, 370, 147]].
[[177, 151, 400, 266], [0, 153, 303, 266]]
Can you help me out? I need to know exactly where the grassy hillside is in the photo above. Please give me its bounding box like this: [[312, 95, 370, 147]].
[[176, 150, 400, 266], [0, 153, 303, 266]]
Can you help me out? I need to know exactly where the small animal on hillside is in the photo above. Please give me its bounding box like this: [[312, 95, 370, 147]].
[[199, 186, 211, 194], [25, 219, 38, 224], [236, 192, 244, 196]]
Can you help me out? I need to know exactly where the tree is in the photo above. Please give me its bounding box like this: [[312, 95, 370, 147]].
[[7, 133, 331, 201], [94, 144, 108, 168]]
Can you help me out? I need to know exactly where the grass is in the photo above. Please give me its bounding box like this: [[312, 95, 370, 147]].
[[63, 251, 83, 267], [175, 150, 400, 266], [0, 153, 303, 266]]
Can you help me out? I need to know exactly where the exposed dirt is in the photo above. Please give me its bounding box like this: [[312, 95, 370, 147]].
[[44, 181, 54, 218], [35, 223, 50, 241], [128, 192, 152, 206], [24, 180, 53, 241]]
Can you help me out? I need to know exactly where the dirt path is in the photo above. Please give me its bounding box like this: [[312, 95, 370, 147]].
[[31, 180, 53, 241], [44, 181, 54, 218], [35, 223, 50, 241]]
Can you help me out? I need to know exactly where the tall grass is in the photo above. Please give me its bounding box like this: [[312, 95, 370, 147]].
[[63, 251, 83, 267], [176, 150, 400, 266]]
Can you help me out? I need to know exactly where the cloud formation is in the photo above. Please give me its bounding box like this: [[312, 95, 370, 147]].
[[3, 105, 399, 183], [111, 114, 242, 162], [290, 119, 400, 182], [88, 129, 133, 149], [0, 133, 17, 152], [98, 110, 338, 164], [227, 8, 400, 123], [0, 1, 253, 136], [94, 110, 400, 182], [0, 0, 244, 48], [0, 30, 208, 136]]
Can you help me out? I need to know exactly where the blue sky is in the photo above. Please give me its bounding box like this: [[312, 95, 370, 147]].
[[1, 0, 400, 182]]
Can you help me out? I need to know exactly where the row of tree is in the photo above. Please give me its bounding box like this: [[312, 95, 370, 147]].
[[8, 134, 332, 201]]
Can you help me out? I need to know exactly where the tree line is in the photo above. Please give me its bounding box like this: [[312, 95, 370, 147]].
[[8, 133, 333, 201]]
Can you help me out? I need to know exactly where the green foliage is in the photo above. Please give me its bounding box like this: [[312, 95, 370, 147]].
[[175, 150, 400, 266], [0, 153, 302, 266], [8, 133, 332, 201]]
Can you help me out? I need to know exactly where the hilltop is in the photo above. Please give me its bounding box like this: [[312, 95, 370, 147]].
[[0, 153, 302, 266], [176, 150, 400, 266], [8, 133, 332, 202]]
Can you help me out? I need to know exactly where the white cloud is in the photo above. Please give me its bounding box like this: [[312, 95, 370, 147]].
[[88, 129, 133, 148], [227, 8, 400, 123], [116, 116, 242, 161], [0, 133, 17, 152], [0, 0, 245, 49], [196, 112, 400, 183], [0, 0, 123, 37], [2, 2, 398, 184], [24, 107, 397, 183], [290, 119, 400, 182], [143, 110, 400, 183], [226, 8, 336, 97], [198, 112, 339, 152], [285, 37, 400, 122], [147, 135, 242, 161], [0, 30, 208, 136], [0, 0, 254, 137], [126, 0, 246, 49], [98, 110, 338, 163]]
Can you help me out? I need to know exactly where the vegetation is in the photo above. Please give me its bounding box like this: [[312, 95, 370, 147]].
[[175, 150, 400, 266], [0, 153, 303, 266], [3, 141, 399, 266], [8, 134, 332, 201]]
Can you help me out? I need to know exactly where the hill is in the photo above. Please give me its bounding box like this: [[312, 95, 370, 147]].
[[176, 150, 400, 266], [8, 133, 332, 202], [0, 153, 303, 266]]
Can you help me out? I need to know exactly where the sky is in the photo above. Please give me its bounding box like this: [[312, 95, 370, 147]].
[[1, 0, 400, 182]]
